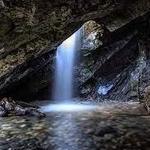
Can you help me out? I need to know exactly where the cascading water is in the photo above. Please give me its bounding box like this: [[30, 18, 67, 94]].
[[53, 29, 82, 101], [41, 26, 98, 112]]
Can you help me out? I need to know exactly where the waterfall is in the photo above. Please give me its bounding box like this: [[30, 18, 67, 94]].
[[53, 29, 82, 101]]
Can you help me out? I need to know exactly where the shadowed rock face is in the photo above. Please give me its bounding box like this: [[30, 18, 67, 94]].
[[0, 0, 150, 101]]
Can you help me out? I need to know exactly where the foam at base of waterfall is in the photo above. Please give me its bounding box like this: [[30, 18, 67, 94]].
[[41, 103, 97, 112]]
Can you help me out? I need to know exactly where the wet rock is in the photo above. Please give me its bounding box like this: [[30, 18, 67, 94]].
[[95, 126, 118, 136], [0, 97, 45, 117], [142, 85, 150, 113], [0, 106, 7, 117]]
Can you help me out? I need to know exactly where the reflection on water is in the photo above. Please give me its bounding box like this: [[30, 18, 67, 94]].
[[51, 113, 83, 150], [41, 103, 99, 149]]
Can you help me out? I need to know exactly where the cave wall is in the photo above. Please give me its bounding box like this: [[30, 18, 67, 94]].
[[79, 14, 150, 101], [0, 0, 150, 101]]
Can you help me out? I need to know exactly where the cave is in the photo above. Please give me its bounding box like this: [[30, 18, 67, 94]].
[[0, 0, 150, 149]]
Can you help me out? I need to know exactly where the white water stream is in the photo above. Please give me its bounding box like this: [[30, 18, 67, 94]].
[[53, 29, 82, 101]]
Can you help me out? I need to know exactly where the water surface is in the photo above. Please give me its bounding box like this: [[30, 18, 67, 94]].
[[0, 102, 150, 150]]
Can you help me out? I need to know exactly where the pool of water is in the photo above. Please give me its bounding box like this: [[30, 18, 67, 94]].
[[0, 101, 150, 150]]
